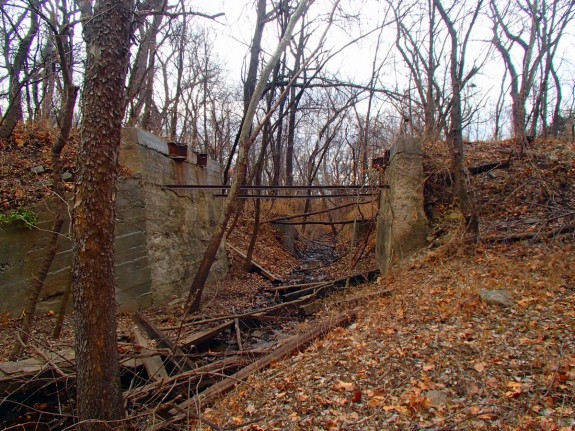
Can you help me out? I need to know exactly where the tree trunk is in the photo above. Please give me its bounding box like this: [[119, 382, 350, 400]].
[[72, 1, 134, 429], [10, 7, 78, 359], [0, 3, 40, 140], [128, 2, 164, 128], [223, 0, 267, 185], [10, 84, 77, 360], [285, 21, 305, 186], [244, 113, 273, 271], [435, 0, 479, 238]]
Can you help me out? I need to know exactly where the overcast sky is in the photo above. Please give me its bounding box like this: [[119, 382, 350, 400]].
[[185, 0, 575, 140]]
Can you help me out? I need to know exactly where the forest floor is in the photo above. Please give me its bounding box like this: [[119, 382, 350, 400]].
[[0, 130, 574, 430], [202, 139, 575, 431]]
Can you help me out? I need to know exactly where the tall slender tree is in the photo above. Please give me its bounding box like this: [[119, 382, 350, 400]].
[[0, 1, 40, 140], [490, 0, 575, 148], [72, 0, 134, 429], [187, 0, 314, 312], [434, 0, 482, 237]]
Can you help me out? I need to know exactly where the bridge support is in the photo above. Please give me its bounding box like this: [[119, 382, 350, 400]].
[[376, 137, 428, 274]]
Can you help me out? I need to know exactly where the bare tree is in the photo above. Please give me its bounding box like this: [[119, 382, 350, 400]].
[[223, 0, 268, 185], [490, 0, 575, 149], [0, 1, 40, 140], [434, 0, 482, 237], [186, 0, 314, 312], [126, 0, 167, 128], [390, 0, 448, 143], [10, 0, 78, 359]]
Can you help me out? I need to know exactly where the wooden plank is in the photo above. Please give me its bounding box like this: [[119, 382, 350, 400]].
[[265, 281, 327, 293], [134, 312, 194, 373], [132, 326, 169, 381], [159, 310, 358, 424], [180, 320, 234, 349], [124, 356, 250, 405], [282, 282, 334, 301], [227, 243, 284, 282], [234, 318, 243, 351], [0, 348, 140, 396]]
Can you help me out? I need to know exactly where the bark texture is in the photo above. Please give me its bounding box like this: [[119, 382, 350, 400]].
[[72, 1, 134, 429]]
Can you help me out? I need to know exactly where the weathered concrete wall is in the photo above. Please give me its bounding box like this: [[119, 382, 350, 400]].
[[120, 128, 228, 304], [376, 137, 428, 274], [0, 128, 228, 314]]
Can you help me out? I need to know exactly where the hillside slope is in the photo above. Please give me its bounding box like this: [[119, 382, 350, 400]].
[[202, 141, 575, 430]]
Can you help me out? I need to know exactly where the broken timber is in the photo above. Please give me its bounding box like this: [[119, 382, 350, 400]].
[[132, 326, 169, 381], [180, 320, 235, 350], [227, 243, 283, 282], [159, 310, 358, 426], [267, 268, 380, 302], [134, 312, 194, 372], [124, 356, 251, 406]]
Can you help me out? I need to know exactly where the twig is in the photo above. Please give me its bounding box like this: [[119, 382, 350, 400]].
[[234, 318, 243, 351]]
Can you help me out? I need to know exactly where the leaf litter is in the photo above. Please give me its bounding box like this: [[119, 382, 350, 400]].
[[1, 129, 574, 430]]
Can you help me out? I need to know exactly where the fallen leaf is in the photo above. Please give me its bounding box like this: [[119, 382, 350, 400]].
[[474, 362, 486, 373], [333, 380, 354, 392], [368, 396, 385, 408]]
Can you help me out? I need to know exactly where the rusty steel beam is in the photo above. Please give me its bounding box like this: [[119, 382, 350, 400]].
[[211, 193, 376, 199], [163, 184, 378, 190]]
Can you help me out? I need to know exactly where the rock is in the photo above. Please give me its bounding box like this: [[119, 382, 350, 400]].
[[31, 165, 45, 174], [62, 172, 73, 181], [479, 289, 514, 307], [424, 390, 449, 407]]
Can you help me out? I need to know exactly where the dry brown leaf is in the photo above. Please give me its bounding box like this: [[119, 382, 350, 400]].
[[473, 362, 486, 373]]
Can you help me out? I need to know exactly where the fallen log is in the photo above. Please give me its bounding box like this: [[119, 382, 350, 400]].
[[227, 243, 284, 282], [482, 222, 575, 244], [428, 159, 511, 185], [124, 356, 250, 405], [157, 310, 358, 427], [468, 159, 511, 175]]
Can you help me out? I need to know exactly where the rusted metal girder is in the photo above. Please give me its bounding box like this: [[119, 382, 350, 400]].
[[163, 184, 378, 190]]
